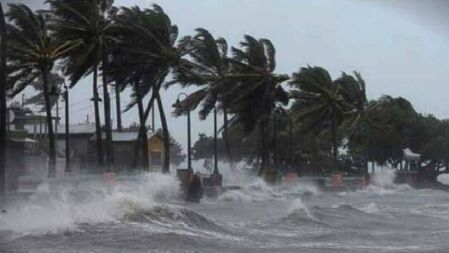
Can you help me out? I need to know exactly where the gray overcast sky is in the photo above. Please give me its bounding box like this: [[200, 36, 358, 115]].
[[3, 0, 449, 154]]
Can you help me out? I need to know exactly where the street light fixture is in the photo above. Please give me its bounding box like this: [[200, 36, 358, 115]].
[[173, 93, 192, 171], [63, 84, 70, 173]]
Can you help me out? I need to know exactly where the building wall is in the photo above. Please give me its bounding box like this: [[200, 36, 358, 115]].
[[148, 135, 163, 172], [113, 142, 139, 172]]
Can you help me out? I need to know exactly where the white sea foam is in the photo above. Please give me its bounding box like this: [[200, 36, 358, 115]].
[[437, 174, 449, 185], [357, 166, 412, 195], [218, 178, 281, 202], [361, 202, 380, 214], [288, 198, 315, 220], [0, 172, 179, 234], [371, 167, 396, 188]]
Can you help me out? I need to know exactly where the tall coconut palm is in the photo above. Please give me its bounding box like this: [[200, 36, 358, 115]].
[[289, 66, 355, 170], [6, 4, 78, 177], [225, 35, 289, 173], [47, 0, 117, 168], [336, 71, 370, 174], [113, 5, 193, 172], [0, 3, 7, 200], [169, 28, 235, 168]]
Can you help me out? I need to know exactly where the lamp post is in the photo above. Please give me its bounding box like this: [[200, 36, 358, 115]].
[[213, 105, 218, 175], [174, 93, 191, 171], [64, 84, 70, 173]]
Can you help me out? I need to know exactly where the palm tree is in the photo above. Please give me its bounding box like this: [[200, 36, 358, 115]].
[[0, 3, 7, 200], [47, 0, 117, 168], [113, 5, 193, 172], [225, 35, 289, 173], [107, 45, 152, 169], [337, 71, 370, 174], [289, 66, 358, 170], [6, 4, 78, 177], [169, 28, 236, 168]]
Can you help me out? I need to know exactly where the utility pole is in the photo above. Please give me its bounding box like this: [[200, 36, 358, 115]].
[[64, 85, 70, 173], [213, 107, 218, 175], [174, 93, 191, 171], [0, 3, 8, 205]]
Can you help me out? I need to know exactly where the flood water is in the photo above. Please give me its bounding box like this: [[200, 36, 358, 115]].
[[1, 170, 449, 253]]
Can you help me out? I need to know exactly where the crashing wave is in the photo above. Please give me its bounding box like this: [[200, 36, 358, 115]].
[[0, 172, 180, 235]]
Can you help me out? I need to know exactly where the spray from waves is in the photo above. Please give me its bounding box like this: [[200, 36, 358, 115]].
[[288, 198, 315, 220], [360, 202, 380, 214], [330, 202, 381, 215], [371, 166, 396, 188], [437, 174, 449, 185], [360, 166, 412, 194], [0, 172, 180, 234], [217, 177, 282, 202], [217, 174, 320, 203]]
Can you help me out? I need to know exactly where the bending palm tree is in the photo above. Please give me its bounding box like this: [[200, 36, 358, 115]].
[[169, 28, 235, 168], [47, 0, 117, 168], [7, 4, 78, 177], [226, 35, 289, 173], [114, 5, 193, 172], [337, 72, 370, 174], [289, 66, 356, 170]]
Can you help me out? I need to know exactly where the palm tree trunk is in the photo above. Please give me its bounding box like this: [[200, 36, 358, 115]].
[[259, 119, 268, 175], [135, 79, 163, 171], [102, 55, 113, 169], [92, 67, 104, 168], [142, 72, 168, 127], [0, 3, 7, 202], [330, 118, 338, 170], [115, 82, 122, 132], [273, 114, 278, 165], [136, 84, 149, 170], [156, 94, 170, 173], [42, 70, 56, 178], [222, 108, 234, 170], [364, 138, 369, 176]]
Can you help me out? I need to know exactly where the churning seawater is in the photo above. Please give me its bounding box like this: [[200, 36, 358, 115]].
[[1, 168, 449, 253]]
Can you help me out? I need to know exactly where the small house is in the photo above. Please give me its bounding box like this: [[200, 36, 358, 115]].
[[92, 130, 165, 172]]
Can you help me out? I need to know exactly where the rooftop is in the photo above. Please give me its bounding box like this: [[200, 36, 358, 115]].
[[24, 123, 96, 135], [91, 130, 161, 142]]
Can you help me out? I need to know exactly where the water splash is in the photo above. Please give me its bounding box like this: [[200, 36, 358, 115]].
[[371, 166, 396, 188], [361, 202, 380, 214], [0, 172, 180, 234], [360, 166, 411, 194], [218, 178, 282, 202], [437, 174, 449, 185], [288, 198, 315, 220]]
